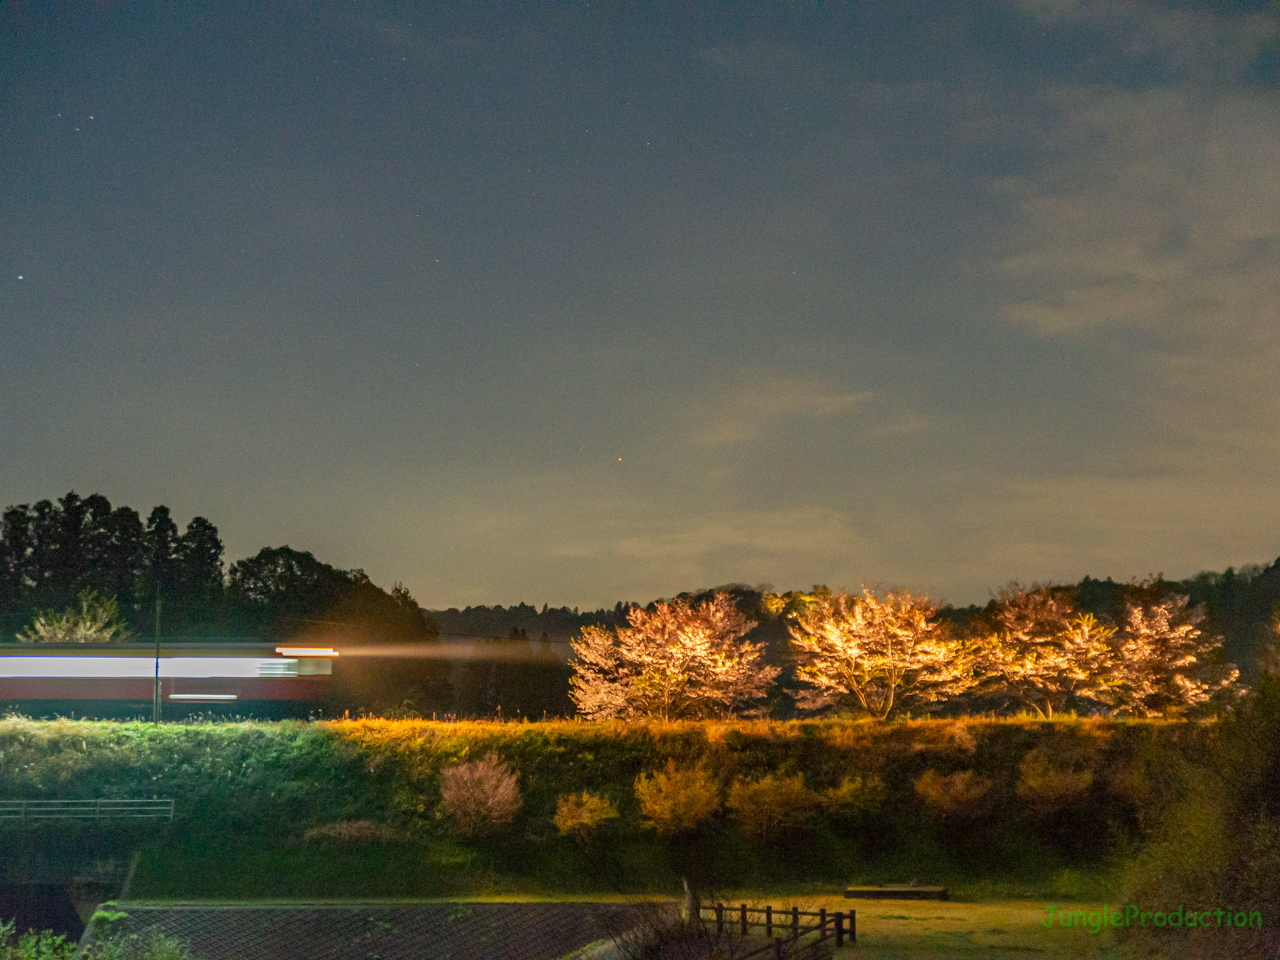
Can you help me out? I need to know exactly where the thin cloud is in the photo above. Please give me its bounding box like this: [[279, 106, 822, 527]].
[[997, 88, 1280, 340], [686, 379, 871, 446]]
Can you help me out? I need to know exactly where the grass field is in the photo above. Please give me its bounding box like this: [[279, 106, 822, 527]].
[[128, 830, 1129, 902], [127, 838, 1148, 958], [114, 893, 1125, 959], [749, 896, 1117, 959]]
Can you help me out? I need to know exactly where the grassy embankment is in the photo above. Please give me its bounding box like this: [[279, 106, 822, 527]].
[[0, 714, 1197, 906]]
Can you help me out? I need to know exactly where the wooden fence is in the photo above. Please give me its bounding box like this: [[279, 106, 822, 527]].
[[697, 902, 855, 959]]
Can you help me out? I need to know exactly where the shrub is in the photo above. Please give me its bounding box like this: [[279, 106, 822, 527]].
[[439, 752, 522, 838], [554, 791, 620, 843], [597, 901, 730, 960], [0, 921, 76, 960], [818, 775, 886, 819], [7, 915, 197, 960], [1118, 677, 1280, 958], [83, 929, 194, 960], [726, 772, 816, 839], [1016, 749, 1093, 817], [302, 820, 404, 845], [634, 759, 720, 836], [914, 769, 994, 819]]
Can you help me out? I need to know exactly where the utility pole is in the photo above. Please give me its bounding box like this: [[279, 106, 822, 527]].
[[153, 584, 162, 723]]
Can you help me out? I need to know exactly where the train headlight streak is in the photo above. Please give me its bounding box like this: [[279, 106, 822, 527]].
[[0, 657, 300, 679], [275, 647, 339, 657]]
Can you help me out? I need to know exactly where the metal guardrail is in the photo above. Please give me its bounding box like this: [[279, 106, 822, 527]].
[[0, 799, 174, 821]]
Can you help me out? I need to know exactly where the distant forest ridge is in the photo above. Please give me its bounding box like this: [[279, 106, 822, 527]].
[[0, 492, 432, 644], [435, 563, 1280, 679], [2, 493, 1278, 672]]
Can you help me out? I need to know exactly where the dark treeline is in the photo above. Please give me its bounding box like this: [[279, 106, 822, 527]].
[[0, 492, 434, 644], [428, 601, 636, 643], [5, 491, 1279, 717]]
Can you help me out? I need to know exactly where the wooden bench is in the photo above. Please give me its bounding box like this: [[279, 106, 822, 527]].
[[844, 884, 948, 900]]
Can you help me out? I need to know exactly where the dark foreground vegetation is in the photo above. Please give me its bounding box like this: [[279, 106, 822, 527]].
[[2, 695, 1279, 956], [1, 917, 192, 960], [0, 715, 1198, 896]]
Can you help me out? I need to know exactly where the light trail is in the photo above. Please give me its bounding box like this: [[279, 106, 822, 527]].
[[0, 657, 301, 679], [327, 642, 569, 663]]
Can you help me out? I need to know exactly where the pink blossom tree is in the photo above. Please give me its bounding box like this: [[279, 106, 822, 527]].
[[569, 592, 778, 720], [1105, 594, 1239, 717], [786, 588, 975, 720], [973, 583, 1116, 718]]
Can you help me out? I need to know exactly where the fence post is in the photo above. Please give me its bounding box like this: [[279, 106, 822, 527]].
[[741, 903, 748, 936], [820, 907, 827, 936], [836, 912, 844, 947], [773, 937, 783, 960], [716, 903, 724, 934], [850, 909, 856, 942], [791, 906, 799, 936], [765, 905, 772, 937]]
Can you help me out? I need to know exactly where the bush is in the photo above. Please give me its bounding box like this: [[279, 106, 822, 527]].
[[817, 775, 886, 819], [914, 769, 994, 819], [634, 759, 720, 836], [597, 902, 732, 960], [302, 820, 404, 845], [0, 921, 76, 960], [2, 918, 195, 960], [0, 715, 1191, 889], [439, 752, 522, 838], [83, 929, 194, 960], [1015, 749, 1093, 817], [726, 773, 816, 839], [554, 791, 620, 843], [1118, 677, 1280, 958]]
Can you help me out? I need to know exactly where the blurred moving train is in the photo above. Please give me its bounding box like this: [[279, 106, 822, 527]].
[[0, 643, 335, 715], [0, 639, 576, 719]]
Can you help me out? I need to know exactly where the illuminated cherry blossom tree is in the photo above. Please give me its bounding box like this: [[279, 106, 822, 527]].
[[974, 583, 1116, 718], [785, 588, 975, 720], [569, 592, 778, 720], [1105, 594, 1239, 717], [17, 588, 132, 643]]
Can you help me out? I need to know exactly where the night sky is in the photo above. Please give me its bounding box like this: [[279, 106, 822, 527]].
[[3, 3, 1278, 609]]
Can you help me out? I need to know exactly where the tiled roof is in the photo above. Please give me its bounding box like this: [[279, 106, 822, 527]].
[[81, 900, 679, 960]]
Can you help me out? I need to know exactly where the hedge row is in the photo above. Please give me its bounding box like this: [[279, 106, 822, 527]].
[[0, 716, 1206, 856]]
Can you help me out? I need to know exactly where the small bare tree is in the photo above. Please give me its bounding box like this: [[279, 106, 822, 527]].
[[439, 753, 522, 838], [786, 588, 975, 720], [570, 592, 778, 720]]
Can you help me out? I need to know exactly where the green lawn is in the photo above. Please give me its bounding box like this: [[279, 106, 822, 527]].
[[785, 896, 1118, 960], [128, 830, 1129, 903], [124, 837, 1156, 958]]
